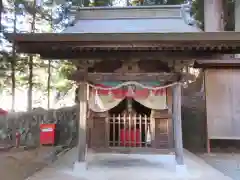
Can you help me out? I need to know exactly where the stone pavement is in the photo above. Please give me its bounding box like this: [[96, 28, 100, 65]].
[[200, 153, 240, 180], [26, 148, 233, 180], [0, 146, 62, 180]]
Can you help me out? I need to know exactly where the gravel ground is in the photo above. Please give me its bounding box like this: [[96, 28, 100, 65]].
[[0, 147, 58, 180], [199, 153, 240, 180]]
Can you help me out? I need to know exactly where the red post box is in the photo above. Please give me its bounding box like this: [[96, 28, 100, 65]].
[[40, 124, 56, 145]]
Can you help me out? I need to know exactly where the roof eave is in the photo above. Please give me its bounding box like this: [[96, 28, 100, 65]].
[[5, 32, 240, 43], [5, 32, 240, 57]]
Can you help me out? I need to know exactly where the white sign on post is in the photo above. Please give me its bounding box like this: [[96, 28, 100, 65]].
[[41, 128, 53, 132]]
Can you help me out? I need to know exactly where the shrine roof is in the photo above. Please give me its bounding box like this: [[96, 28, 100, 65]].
[[62, 18, 200, 34], [4, 6, 240, 58], [62, 5, 200, 33]]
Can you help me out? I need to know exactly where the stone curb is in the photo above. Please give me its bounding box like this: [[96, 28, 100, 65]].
[[25, 146, 72, 180], [41, 146, 68, 164], [0, 145, 13, 152]]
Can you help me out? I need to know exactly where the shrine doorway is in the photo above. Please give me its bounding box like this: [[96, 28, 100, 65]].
[[108, 98, 152, 148]]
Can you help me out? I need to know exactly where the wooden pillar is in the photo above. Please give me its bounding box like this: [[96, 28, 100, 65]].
[[236, 0, 240, 31], [204, 0, 224, 154], [172, 83, 184, 165], [235, 1, 240, 59], [78, 82, 88, 162]]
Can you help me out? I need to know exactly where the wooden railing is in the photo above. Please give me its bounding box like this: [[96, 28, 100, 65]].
[[107, 114, 152, 148]]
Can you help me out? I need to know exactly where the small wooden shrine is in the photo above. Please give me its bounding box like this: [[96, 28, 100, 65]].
[[5, 4, 240, 168], [84, 61, 177, 151]]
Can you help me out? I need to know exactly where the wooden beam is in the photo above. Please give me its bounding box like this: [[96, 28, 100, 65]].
[[17, 41, 240, 49], [194, 59, 240, 68], [172, 83, 184, 165], [17, 43, 240, 57], [78, 82, 88, 163], [37, 51, 217, 60], [69, 71, 180, 82]]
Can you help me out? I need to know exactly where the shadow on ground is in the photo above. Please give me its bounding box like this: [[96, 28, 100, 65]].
[[91, 158, 164, 169]]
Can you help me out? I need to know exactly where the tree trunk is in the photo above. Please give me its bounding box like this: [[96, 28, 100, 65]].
[[11, 47, 16, 112], [47, 11, 54, 110], [27, 0, 37, 111], [27, 56, 33, 111], [11, 5, 17, 112], [47, 60, 51, 109], [11, 54, 16, 112], [0, 0, 2, 32]]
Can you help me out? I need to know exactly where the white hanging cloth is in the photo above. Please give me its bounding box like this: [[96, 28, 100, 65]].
[[88, 89, 124, 112], [146, 125, 152, 143], [133, 89, 167, 110]]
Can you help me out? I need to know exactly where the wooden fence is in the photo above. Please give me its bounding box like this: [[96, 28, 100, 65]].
[[107, 114, 151, 148]]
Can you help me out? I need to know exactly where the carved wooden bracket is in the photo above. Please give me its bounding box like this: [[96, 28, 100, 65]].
[[69, 71, 195, 83]]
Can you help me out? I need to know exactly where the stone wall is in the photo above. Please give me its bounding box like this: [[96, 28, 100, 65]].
[[0, 105, 78, 147]]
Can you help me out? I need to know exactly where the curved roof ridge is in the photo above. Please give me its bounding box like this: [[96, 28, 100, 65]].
[[181, 3, 201, 32], [70, 5, 183, 11]]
